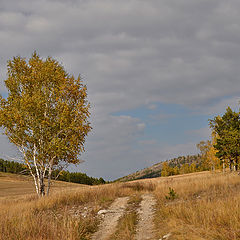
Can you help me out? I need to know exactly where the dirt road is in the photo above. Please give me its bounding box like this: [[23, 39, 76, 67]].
[[91, 196, 129, 240]]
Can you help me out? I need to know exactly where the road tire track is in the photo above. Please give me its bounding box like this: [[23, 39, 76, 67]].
[[135, 193, 157, 240], [92, 196, 129, 240]]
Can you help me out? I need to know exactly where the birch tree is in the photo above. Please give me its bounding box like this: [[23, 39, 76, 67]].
[[0, 52, 91, 197]]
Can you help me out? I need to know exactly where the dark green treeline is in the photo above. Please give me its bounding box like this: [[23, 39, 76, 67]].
[[0, 159, 105, 185]]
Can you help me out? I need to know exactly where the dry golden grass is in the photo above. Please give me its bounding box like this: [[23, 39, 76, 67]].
[[153, 171, 240, 240], [0, 174, 137, 240], [0, 171, 240, 239], [0, 172, 88, 200]]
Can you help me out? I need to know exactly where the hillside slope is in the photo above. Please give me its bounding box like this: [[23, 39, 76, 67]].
[[118, 154, 203, 181]]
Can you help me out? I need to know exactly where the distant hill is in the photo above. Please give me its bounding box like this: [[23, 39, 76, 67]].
[[117, 154, 204, 182]]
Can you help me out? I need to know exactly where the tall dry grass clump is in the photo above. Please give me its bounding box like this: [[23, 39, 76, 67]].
[[153, 172, 240, 240], [0, 183, 135, 240]]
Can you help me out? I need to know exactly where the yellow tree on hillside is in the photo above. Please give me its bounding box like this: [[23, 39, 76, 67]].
[[197, 131, 221, 171], [205, 132, 221, 171], [179, 163, 190, 174], [161, 162, 170, 176], [189, 163, 196, 173]]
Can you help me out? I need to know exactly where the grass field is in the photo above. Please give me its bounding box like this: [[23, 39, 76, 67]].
[[0, 172, 89, 200], [0, 171, 239, 239], [153, 171, 240, 239]]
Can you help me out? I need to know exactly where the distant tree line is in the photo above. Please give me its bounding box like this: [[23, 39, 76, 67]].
[[161, 106, 240, 177], [0, 158, 27, 174], [0, 159, 105, 185], [162, 106, 240, 177], [51, 169, 106, 185]]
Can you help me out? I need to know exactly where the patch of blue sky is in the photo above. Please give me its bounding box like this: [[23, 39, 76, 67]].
[[0, 91, 8, 99], [113, 102, 190, 120], [113, 102, 211, 145], [146, 113, 209, 144]]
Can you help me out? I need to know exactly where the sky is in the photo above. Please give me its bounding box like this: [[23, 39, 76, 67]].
[[1, 0, 240, 180]]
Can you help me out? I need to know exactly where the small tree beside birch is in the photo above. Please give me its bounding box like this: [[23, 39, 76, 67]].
[[0, 52, 91, 197]]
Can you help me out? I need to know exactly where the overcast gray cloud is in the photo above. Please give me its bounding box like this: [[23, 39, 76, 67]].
[[1, 0, 240, 179]]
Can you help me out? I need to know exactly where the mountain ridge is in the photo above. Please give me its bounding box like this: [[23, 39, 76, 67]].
[[117, 154, 204, 182]]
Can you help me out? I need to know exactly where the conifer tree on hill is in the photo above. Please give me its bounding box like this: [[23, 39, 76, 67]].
[[209, 107, 240, 172]]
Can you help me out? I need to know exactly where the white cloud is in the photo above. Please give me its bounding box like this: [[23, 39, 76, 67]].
[[147, 104, 157, 110], [1, 0, 240, 111], [192, 96, 240, 116], [1, 0, 240, 179], [78, 114, 146, 178], [150, 113, 176, 121]]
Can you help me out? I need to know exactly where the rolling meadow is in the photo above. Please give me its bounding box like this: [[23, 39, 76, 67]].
[[0, 170, 239, 240]]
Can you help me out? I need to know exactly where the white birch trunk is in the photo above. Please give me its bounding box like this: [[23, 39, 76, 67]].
[[47, 158, 55, 196], [18, 145, 40, 195]]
